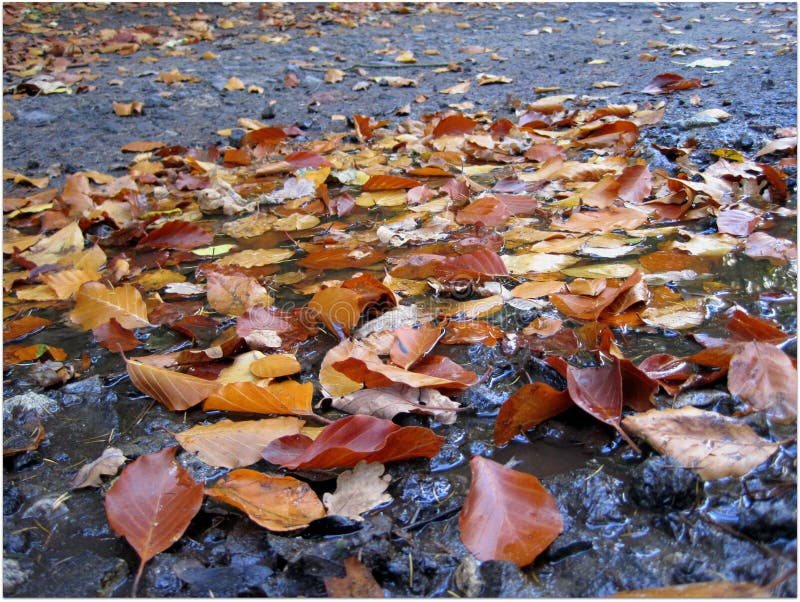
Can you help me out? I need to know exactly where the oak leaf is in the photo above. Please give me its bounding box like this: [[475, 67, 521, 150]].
[[322, 460, 392, 521]]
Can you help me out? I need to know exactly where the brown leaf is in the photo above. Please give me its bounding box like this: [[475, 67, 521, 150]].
[[390, 321, 445, 369], [332, 384, 461, 424], [716, 209, 758, 236], [125, 357, 221, 411], [308, 287, 362, 338], [642, 73, 705, 95], [616, 164, 652, 203], [262, 414, 445, 470], [322, 460, 392, 521], [137, 220, 213, 250], [726, 308, 791, 344], [3, 343, 67, 364], [727, 341, 797, 423], [70, 282, 152, 330], [433, 114, 476, 137], [206, 271, 272, 317], [297, 246, 386, 270], [105, 446, 203, 594], [324, 556, 386, 598], [494, 383, 573, 446], [612, 580, 772, 598], [121, 140, 165, 152], [92, 317, 140, 352], [249, 353, 302, 378], [175, 417, 306, 468], [3, 315, 51, 342], [205, 468, 325, 531], [743, 231, 796, 261], [70, 447, 127, 489], [441, 319, 504, 346], [459, 456, 563, 566], [40, 268, 100, 300], [622, 407, 780, 480], [555, 206, 648, 233], [361, 174, 421, 191], [204, 381, 313, 415]]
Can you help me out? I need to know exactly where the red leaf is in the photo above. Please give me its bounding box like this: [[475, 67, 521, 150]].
[[638, 353, 694, 396], [433, 114, 476, 137], [494, 382, 573, 445], [459, 456, 563, 566], [105, 447, 203, 594], [727, 341, 797, 423], [456, 195, 538, 227], [93, 317, 140, 352], [716, 209, 758, 236], [726, 307, 790, 344], [440, 178, 470, 201], [261, 414, 445, 469], [284, 151, 331, 169], [297, 246, 386, 270], [411, 354, 480, 388], [136, 220, 213, 250], [616, 164, 652, 204], [642, 73, 705, 95], [435, 248, 509, 280], [441, 320, 504, 347], [524, 142, 566, 162], [390, 321, 445, 369], [353, 114, 374, 141], [361, 174, 421, 191], [241, 127, 287, 146]]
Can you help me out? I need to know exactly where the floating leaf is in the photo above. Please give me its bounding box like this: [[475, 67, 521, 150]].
[[494, 383, 573, 446], [105, 446, 203, 594], [176, 417, 306, 468], [389, 321, 444, 369], [324, 556, 386, 598], [727, 341, 797, 424], [70, 282, 151, 330], [137, 220, 213, 250], [622, 407, 780, 480], [262, 414, 445, 470], [204, 381, 313, 415], [92, 317, 140, 352], [3, 315, 51, 342], [308, 287, 362, 337], [459, 456, 563, 566], [249, 353, 302, 378], [332, 384, 461, 424], [323, 460, 392, 521], [125, 357, 221, 411], [71, 447, 127, 489], [205, 469, 325, 531]]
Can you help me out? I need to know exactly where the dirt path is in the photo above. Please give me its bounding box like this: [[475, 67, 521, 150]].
[[3, 2, 796, 598]]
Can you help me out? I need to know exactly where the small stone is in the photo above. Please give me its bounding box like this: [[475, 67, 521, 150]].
[[3, 558, 31, 595], [19, 110, 56, 127], [228, 128, 246, 147], [261, 104, 276, 119]]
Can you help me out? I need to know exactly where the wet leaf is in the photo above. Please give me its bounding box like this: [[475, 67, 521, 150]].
[[361, 174, 421, 191], [389, 321, 445, 369], [726, 308, 790, 344], [494, 383, 573, 446], [262, 414, 445, 470], [176, 417, 305, 468], [20, 222, 84, 266], [743, 231, 796, 261], [136, 220, 213, 250], [308, 287, 362, 338], [3, 315, 51, 342], [40, 268, 101, 300], [459, 456, 563, 566], [3, 343, 67, 364], [92, 317, 140, 352], [641, 297, 706, 330], [70, 447, 127, 489], [727, 341, 797, 423], [441, 319, 504, 346], [332, 384, 461, 424], [206, 271, 272, 317], [204, 381, 313, 415], [612, 580, 771, 598], [205, 468, 325, 531], [324, 556, 386, 598], [298, 246, 386, 270], [323, 460, 392, 521], [622, 407, 780, 480], [616, 164, 652, 204], [70, 282, 152, 330], [125, 357, 222, 411], [249, 353, 302, 378], [105, 446, 203, 594]]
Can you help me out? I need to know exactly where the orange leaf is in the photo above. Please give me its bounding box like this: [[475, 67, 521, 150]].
[[121, 140, 165, 153], [726, 308, 790, 344], [3, 343, 67, 364], [308, 287, 362, 337], [616, 164, 652, 203], [458, 456, 563, 566], [390, 321, 445, 369], [727, 341, 797, 424], [206, 271, 272, 317], [297, 246, 386, 270], [205, 469, 325, 531], [137, 220, 213, 250], [105, 447, 203, 594], [361, 174, 422, 191], [241, 126, 287, 146], [433, 114, 476, 137], [324, 556, 385, 598], [494, 383, 574, 445], [69, 282, 151, 330], [40, 268, 100, 300], [249, 353, 302, 378], [204, 381, 313, 415], [555, 206, 648, 233], [441, 319, 504, 346], [3, 315, 51, 342], [125, 357, 221, 411]]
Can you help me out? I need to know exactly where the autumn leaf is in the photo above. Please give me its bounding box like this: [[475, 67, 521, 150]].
[[727, 341, 797, 423], [494, 382, 573, 446], [175, 417, 306, 468], [433, 114, 476, 137], [308, 286, 362, 338], [322, 460, 392, 520], [249, 353, 302, 378], [459, 456, 563, 566], [612, 580, 772, 598], [136, 220, 213, 250], [389, 321, 445, 369], [92, 317, 140, 352], [204, 381, 313, 415], [361, 174, 421, 191], [206, 271, 272, 317], [70, 282, 152, 330], [125, 357, 222, 411], [262, 414, 445, 470], [324, 556, 386, 598], [205, 469, 325, 531], [70, 447, 127, 489], [105, 446, 203, 594], [3, 315, 51, 342], [622, 407, 780, 480], [332, 384, 461, 424]]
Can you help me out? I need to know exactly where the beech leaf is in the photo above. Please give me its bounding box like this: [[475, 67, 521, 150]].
[[203, 381, 313, 416], [494, 383, 573, 446], [125, 357, 222, 411], [621, 407, 780, 480], [459, 456, 563, 566], [727, 341, 797, 423], [324, 556, 386, 598], [205, 469, 325, 531], [70, 282, 152, 330], [70, 447, 127, 489], [332, 384, 461, 424], [136, 220, 213, 250], [105, 446, 203, 595], [389, 321, 445, 369], [612, 580, 772, 598], [322, 460, 392, 521]]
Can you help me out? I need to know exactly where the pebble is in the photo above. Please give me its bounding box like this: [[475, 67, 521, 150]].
[[18, 110, 56, 127], [228, 128, 246, 147], [261, 104, 276, 119]]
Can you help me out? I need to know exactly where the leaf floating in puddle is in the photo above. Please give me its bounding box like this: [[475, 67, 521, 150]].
[[727, 341, 797, 424], [459, 455, 563, 566], [105, 446, 203, 595]]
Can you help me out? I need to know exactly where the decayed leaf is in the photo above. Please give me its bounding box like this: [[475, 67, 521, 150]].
[[324, 556, 386, 598], [332, 384, 461, 424], [262, 414, 445, 470], [205, 469, 325, 531], [494, 383, 573, 445], [727, 341, 797, 424], [105, 446, 203, 594], [70, 282, 152, 330], [125, 357, 222, 411], [459, 456, 563, 566], [622, 407, 780, 480], [206, 271, 272, 316], [323, 460, 392, 520], [92, 317, 140, 352], [70, 447, 127, 489], [612, 580, 771, 598], [204, 381, 313, 415], [175, 417, 306, 468]]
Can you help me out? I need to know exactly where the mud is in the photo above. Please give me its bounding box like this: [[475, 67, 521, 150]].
[[3, 2, 797, 598]]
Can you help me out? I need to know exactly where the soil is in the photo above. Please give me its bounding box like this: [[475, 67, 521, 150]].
[[3, 2, 797, 598]]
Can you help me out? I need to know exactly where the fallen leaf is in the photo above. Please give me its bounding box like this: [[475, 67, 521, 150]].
[[494, 383, 573, 445], [92, 317, 140, 352], [727, 341, 797, 423], [308, 287, 362, 338], [206, 271, 272, 317], [70, 282, 152, 330], [70, 447, 127, 488], [459, 456, 563, 566], [262, 414, 445, 470], [622, 407, 780, 480], [121, 140, 165, 153], [641, 297, 706, 330], [249, 353, 302, 378], [684, 57, 732, 69], [389, 321, 445, 369], [323, 460, 392, 520], [3, 315, 51, 342], [204, 381, 313, 415], [612, 580, 771, 598], [205, 468, 325, 530], [137, 220, 213, 250], [125, 357, 222, 411], [223, 76, 245, 90], [176, 417, 306, 468], [324, 556, 385, 598], [332, 384, 461, 424], [105, 446, 203, 594]]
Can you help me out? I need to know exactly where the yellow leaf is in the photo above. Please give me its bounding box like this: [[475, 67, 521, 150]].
[[224, 76, 245, 91], [395, 50, 416, 63]]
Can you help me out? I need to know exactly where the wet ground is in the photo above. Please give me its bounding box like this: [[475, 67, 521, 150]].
[[3, 2, 797, 598]]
